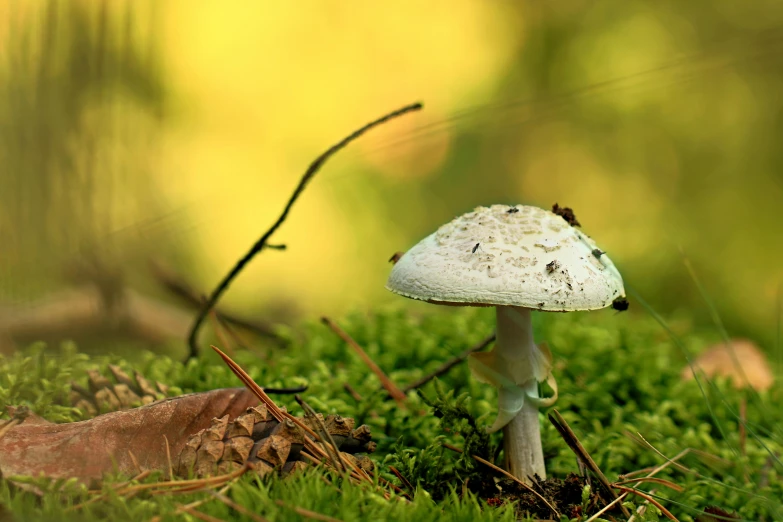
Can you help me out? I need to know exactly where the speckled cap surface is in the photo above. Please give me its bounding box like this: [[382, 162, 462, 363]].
[[386, 204, 625, 311]]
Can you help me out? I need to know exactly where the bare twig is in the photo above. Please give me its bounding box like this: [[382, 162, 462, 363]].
[[627, 488, 657, 522], [343, 383, 363, 402], [0, 287, 192, 348], [210, 346, 287, 422], [402, 333, 495, 393], [208, 490, 270, 522], [614, 486, 678, 521], [149, 260, 282, 343], [613, 476, 683, 492], [321, 317, 407, 404], [587, 449, 690, 522], [187, 102, 423, 359], [275, 500, 344, 522], [548, 409, 632, 517], [146, 479, 238, 522], [295, 395, 347, 474], [177, 504, 227, 522], [210, 346, 375, 487], [584, 494, 624, 522], [388, 466, 414, 493]]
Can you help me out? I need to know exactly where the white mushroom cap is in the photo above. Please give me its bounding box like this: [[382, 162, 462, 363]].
[[386, 204, 625, 311]]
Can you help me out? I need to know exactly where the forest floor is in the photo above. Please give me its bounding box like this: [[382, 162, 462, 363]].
[[0, 305, 780, 521]]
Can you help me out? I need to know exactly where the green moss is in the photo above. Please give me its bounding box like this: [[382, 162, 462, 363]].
[[0, 306, 781, 521]]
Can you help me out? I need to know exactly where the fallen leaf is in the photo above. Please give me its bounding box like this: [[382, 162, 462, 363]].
[[0, 388, 258, 482], [681, 339, 774, 392]]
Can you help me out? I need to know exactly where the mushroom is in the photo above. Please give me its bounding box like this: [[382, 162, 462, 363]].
[[386, 204, 625, 483]]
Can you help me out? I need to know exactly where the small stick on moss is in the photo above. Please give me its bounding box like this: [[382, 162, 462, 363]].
[[402, 333, 496, 393], [208, 491, 270, 522], [627, 488, 657, 522], [295, 394, 347, 474], [548, 409, 632, 518], [210, 346, 374, 486], [275, 500, 344, 522], [343, 383, 363, 402], [151, 260, 282, 343], [388, 466, 414, 493], [177, 504, 227, 522], [614, 486, 678, 521], [442, 442, 559, 518], [613, 477, 683, 492], [147, 479, 238, 522], [590, 448, 692, 522], [186, 102, 423, 359], [321, 317, 407, 405], [76, 468, 246, 514], [90, 469, 152, 498]]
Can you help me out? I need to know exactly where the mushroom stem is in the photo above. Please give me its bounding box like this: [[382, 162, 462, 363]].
[[495, 306, 546, 483]]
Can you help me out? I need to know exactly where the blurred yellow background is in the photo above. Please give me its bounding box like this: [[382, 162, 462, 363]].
[[2, 0, 783, 353]]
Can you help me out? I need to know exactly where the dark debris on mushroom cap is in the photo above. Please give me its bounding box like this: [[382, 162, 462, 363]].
[[611, 297, 629, 311], [552, 203, 580, 227]]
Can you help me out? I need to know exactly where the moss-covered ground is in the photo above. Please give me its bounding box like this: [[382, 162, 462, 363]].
[[1, 305, 781, 521]]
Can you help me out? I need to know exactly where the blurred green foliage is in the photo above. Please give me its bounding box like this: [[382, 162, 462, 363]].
[[2, 1, 783, 356]]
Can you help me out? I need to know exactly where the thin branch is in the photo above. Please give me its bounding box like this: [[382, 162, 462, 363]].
[[388, 466, 414, 493], [149, 260, 282, 343], [343, 382, 363, 402], [187, 102, 423, 359], [295, 395, 347, 474], [208, 490, 271, 522], [321, 317, 407, 404], [210, 346, 375, 487], [589, 448, 693, 522], [151, 480, 238, 522], [402, 333, 495, 393], [613, 477, 683, 492], [177, 504, 227, 522], [613, 486, 678, 521], [548, 409, 632, 517], [275, 500, 344, 522]]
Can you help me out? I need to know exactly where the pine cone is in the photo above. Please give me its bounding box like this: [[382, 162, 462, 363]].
[[176, 404, 376, 478], [69, 365, 169, 416]]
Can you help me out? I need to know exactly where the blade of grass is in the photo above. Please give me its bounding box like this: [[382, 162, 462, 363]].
[[628, 288, 741, 459]]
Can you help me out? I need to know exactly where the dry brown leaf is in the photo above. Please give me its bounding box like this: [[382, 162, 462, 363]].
[[0, 388, 258, 481], [681, 339, 774, 392]]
